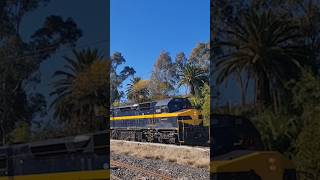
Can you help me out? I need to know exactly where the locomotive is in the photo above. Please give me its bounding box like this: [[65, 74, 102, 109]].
[[0, 131, 109, 180], [210, 114, 299, 180], [110, 97, 209, 145]]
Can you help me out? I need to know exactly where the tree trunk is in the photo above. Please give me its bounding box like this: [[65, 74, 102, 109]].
[[1, 77, 7, 145], [190, 83, 195, 96], [256, 72, 271, 109], [272, 89, 278, 114], [236, 69, 248, 106]]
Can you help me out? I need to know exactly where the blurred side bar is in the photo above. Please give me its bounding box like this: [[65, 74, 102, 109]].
[[0, 130, 109, 179]]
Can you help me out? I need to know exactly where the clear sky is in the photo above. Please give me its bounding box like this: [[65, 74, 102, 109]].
[[111, 0, 210, 79]]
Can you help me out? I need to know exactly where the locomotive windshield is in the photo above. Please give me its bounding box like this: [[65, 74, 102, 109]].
[[211, 114, 264, 158], [156, 98, 192, 113]]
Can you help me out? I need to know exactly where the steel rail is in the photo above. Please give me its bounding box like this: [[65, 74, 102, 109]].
[[111, 160, 173, 180]]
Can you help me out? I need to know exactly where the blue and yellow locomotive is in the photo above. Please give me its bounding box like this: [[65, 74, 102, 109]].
[[0, 131, 109, 180], [110, 98, 209, 145]]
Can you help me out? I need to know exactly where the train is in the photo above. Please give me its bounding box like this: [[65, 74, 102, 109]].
[[110, 97, 209, 145], [0, 131, 109, 180], [210, 114, 304, 180]]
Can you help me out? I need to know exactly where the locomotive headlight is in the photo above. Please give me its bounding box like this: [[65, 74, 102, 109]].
[[268, 157, 276, 163], [269, 165, 277, 171], [268, 157, 277, 171]]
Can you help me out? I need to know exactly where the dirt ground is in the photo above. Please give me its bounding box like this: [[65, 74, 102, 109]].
[[110, 140, 210, 169]]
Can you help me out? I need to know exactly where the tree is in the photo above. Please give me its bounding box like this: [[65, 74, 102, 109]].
[[189, 83, 210, 126], [126, 77, 141, 102], [110, 52, 135, 103], [149, 52, 176, 99], [0, 0, 81, 144], [214, 9, 311, 110], [189, 42, 210, 72], [178, 63, 208, 96], [253, 109, 298, 154], [9, 121, 30, 143], [175, 52, 188, 71], [126, 77, 150, 103], [201, 84, 210, 126], [50, 48, 108, 134], [290, 71, 320, 178], [296, 117, 320, 179]]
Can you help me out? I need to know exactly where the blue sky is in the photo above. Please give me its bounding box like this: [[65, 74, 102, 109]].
[[110, 1, 244, 104], [111, 0, 210, 80]]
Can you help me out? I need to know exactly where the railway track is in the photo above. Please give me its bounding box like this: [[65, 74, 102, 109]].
[[111, 160, 174, 180], [110, 174, 122, 180], [110, 137, 209, 147], [111, 139, 209, 152]]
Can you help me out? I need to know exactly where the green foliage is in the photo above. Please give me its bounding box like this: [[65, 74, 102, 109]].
[[50, 48, 108, 135], [285, 70, 320, 176], [112, 101, 124, 107], [31, 121, 68, 141], [189, 42, 210, 71], [149, 51, 176, 99], [253, 109, 299, 155], [212, 0, 320, 175], [201, 84, 210, 127], [110, 52, 136, 102], [243, 71, 320, 175], [9, 121, 30, 144], [189, 83, 210, 126], [289, 70, 320, 117], [296, 116, 320, 179], [0, 0, 81, 144], [214, 8, 310, 109], [178, 63, 208, 96], [126, 77, 150, 103]]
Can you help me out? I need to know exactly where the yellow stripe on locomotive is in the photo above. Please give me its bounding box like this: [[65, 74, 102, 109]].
[[210, 151, 296, 180], [0, 170, 109, 180], [110, 109, 203, 126]]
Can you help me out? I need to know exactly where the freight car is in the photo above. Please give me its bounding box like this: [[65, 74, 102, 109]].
[[110, 98, 209, 145], [0, 131, 109, 180]]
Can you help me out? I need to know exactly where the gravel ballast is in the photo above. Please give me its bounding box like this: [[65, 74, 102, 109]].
[[111, 152, 210, 180]]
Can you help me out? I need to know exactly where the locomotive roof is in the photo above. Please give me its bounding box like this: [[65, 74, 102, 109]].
[[211, 113, 257, 128], [112, 97, 189, 109], [0, 131, 108, 155], [111, 101, 156, 110], [155, 98, 175, 107]]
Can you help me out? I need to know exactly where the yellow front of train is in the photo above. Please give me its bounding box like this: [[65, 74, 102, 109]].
[[176, 109, 204, 126], [210, 151, 296, 180]]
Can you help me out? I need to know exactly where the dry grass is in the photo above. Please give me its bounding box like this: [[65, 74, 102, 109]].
[[111, 140, 210, 169]]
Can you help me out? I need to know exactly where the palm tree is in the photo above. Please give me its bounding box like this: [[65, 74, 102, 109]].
[[50, 48, 107, 134], [126, 77, 141, 102], [178, 63, 208, 96], [215, 9, 311, 109], [126, 77, 150, 103]]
